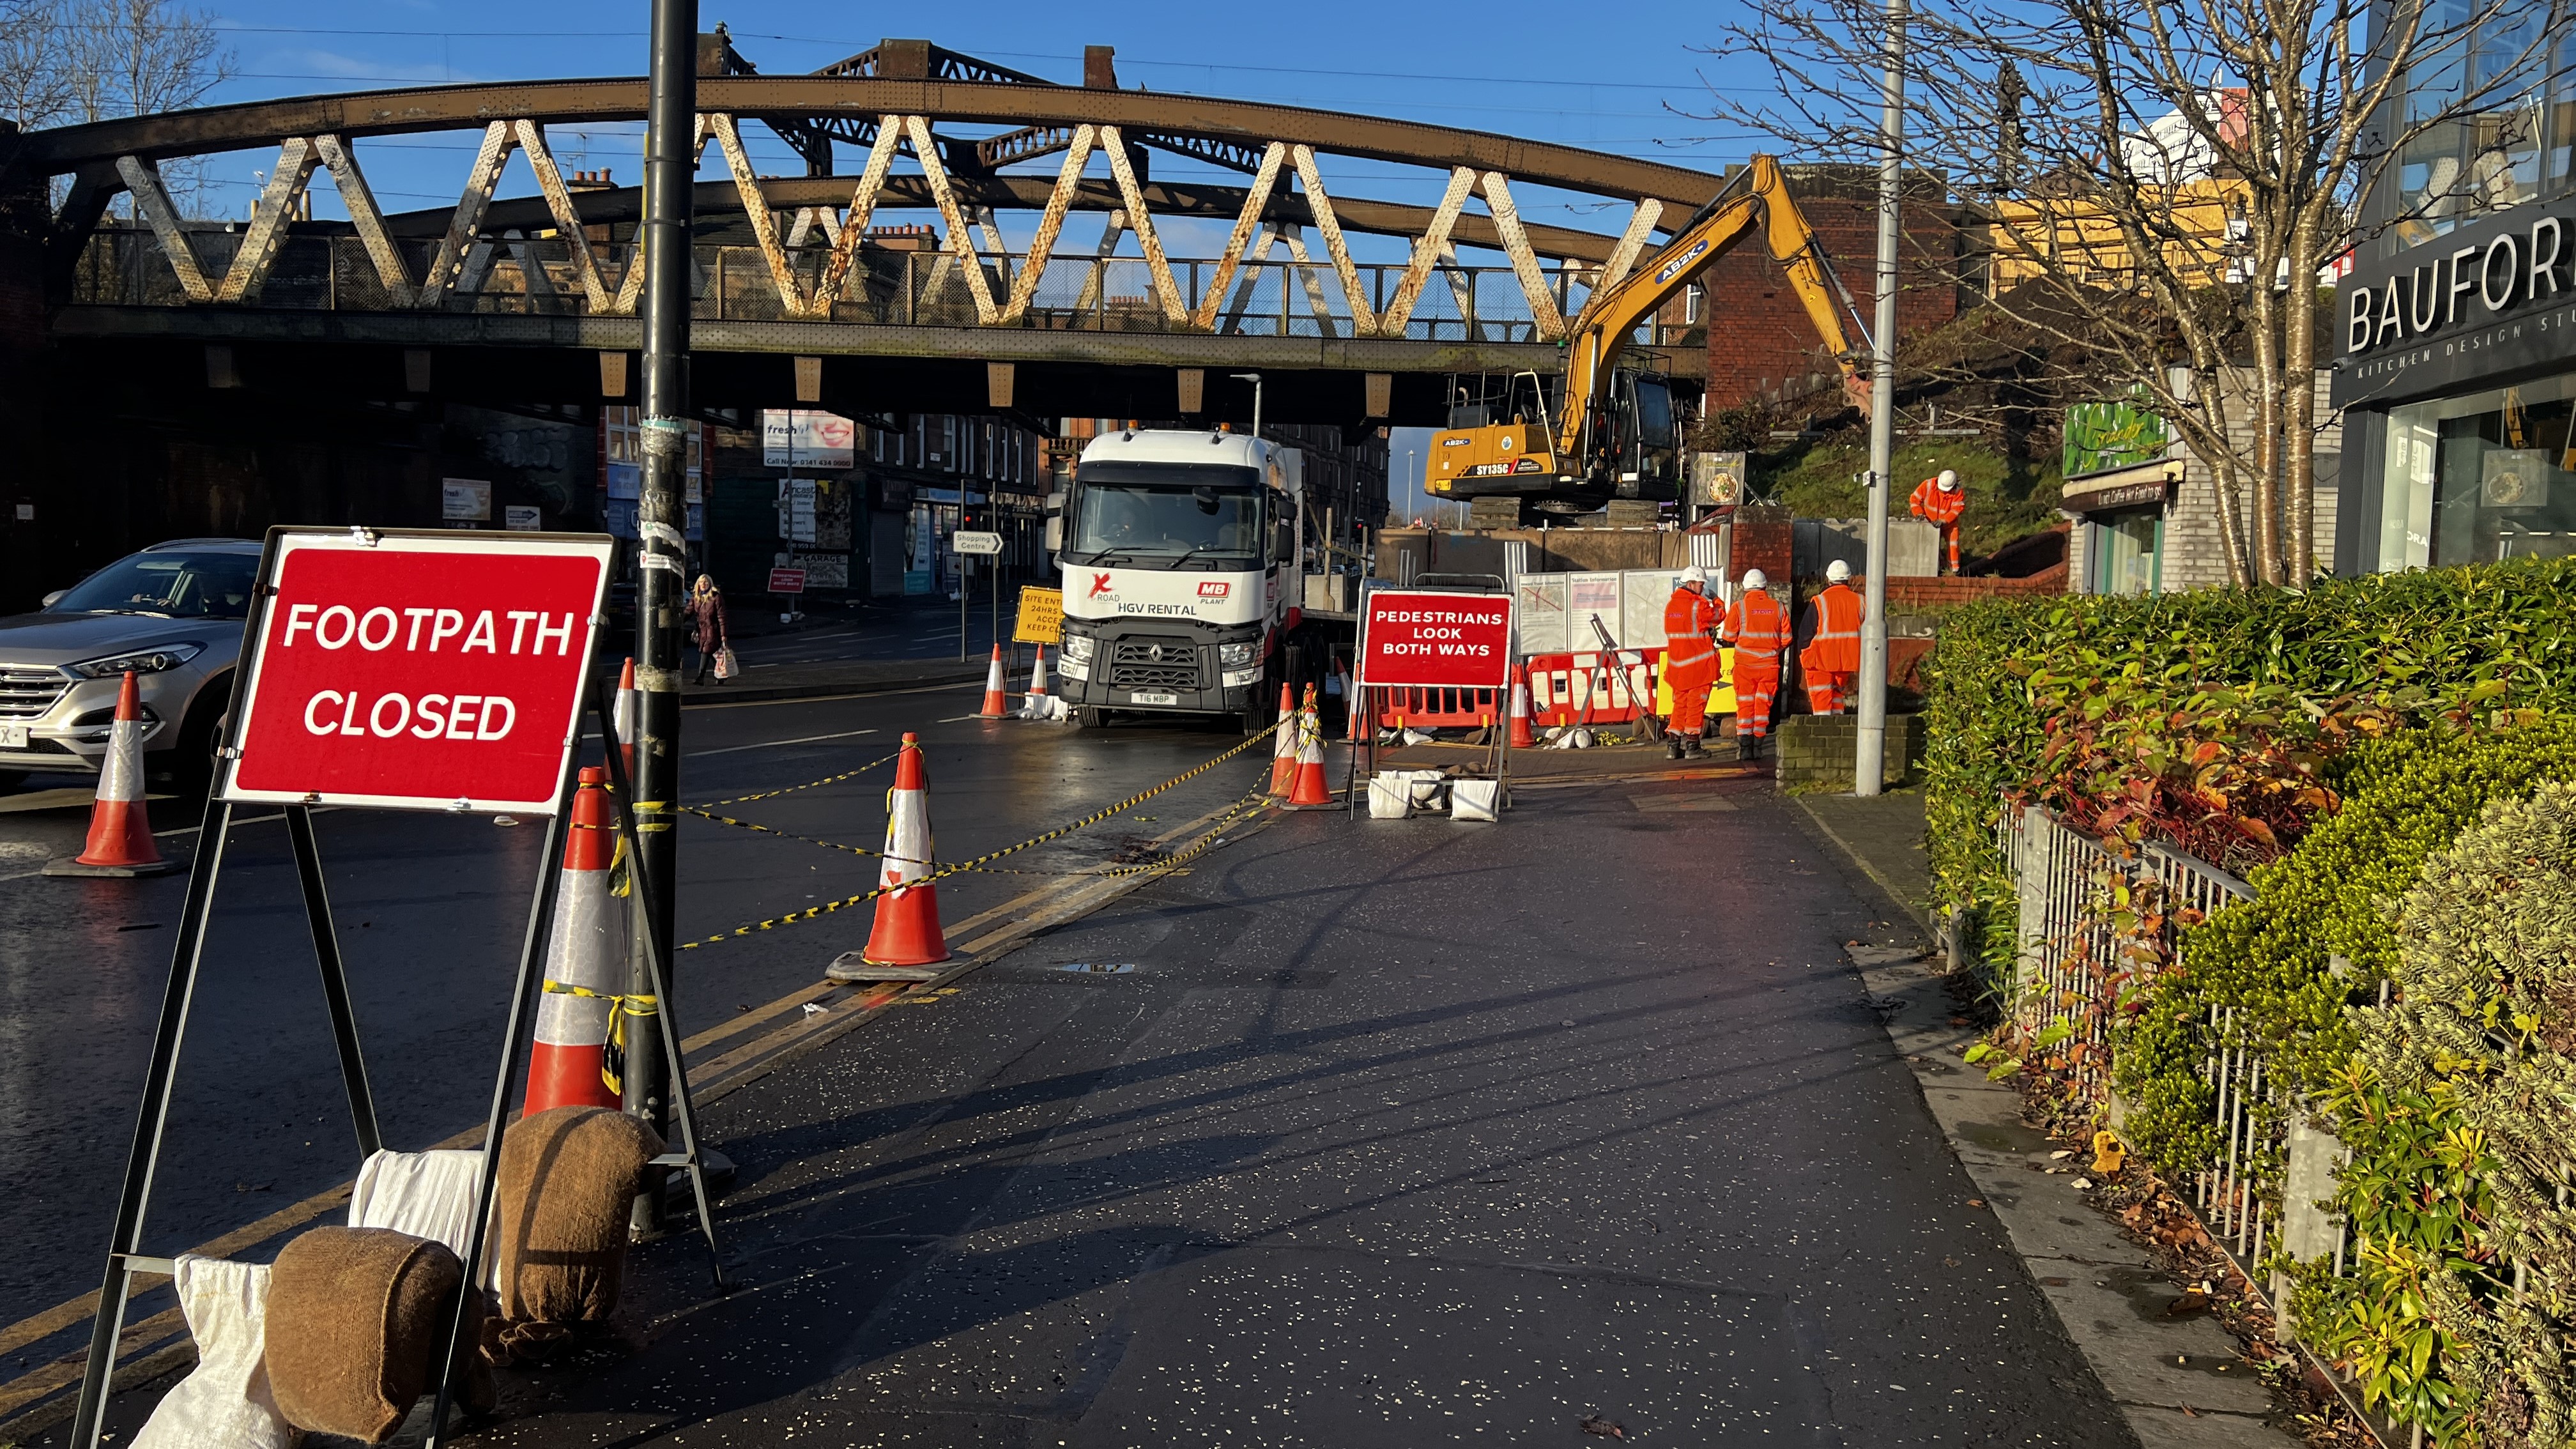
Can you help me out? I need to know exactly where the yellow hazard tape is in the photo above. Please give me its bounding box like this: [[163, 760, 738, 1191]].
[[676, 730, 1275, 951], [689, 748, 906, 811]]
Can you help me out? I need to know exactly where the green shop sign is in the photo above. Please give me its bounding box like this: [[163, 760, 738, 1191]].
[[2062, 394, 2168, 480]]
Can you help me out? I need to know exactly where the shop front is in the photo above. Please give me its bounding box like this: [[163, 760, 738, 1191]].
[[2336, 200, 2576, 569]]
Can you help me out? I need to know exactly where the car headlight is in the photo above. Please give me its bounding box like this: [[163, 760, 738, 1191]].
[[1061, 635, 1095, 663], [1218, 641, 1258, 668], [68, 642, 203, 678]]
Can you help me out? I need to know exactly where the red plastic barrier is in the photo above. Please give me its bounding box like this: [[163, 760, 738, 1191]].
[[1374, 685, 1503, 730], [1523, 650, 1664, 727]]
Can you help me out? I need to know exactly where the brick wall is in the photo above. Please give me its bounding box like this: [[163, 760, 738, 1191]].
[[1775, 712, 1926, 790], [1702, 167, 1961, 412], [1882, 563, 2068, 610], [2158, 369, 2340, 590]]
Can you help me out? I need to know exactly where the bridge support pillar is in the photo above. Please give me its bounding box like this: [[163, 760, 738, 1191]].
[[1, 121, 54, 608]]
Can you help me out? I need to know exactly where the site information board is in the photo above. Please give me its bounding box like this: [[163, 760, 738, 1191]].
[[221, 529, 615, 814], [1356, 588, 1514, 690]]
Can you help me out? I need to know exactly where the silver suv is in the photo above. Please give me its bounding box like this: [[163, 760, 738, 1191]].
[[0, 539, 259, 792]]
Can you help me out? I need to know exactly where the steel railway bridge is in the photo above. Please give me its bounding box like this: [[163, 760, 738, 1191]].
[[8, 36, 1726, 424]]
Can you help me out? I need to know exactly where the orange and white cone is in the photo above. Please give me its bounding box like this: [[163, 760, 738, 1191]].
[[1286, 694, 1333, 808], [977, 644, 1011, 718], [523, 766, 626, 1116], [1508, 663, 1537, 750], [861, 733, 949, 967], [1025, 647, 1050, 706], [49, 671, 176, 877], [1267, 681, 1298, 796], [612, 656, 640, 778]]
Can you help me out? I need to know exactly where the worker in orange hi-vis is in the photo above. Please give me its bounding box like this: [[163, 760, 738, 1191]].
[[1910, 468, 1967, 574], [1800, 558, 1865, 716], [1723, 568, 1793, 761], [1659, 565, 1721, 760]]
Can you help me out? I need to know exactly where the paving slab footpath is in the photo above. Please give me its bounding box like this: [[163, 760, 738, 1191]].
[[1792, 789, 2299, 1447]]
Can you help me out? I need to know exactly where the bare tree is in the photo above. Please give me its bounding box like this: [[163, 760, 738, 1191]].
[[3, 0, 233, 208], [1700, 0, 2538, 586]]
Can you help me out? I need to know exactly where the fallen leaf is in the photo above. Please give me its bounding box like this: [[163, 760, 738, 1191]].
[[2090, 1130, 2128, 1176], [1948, 1016, 1971, 1027], [2050, 1149, 2074, 1160], [2072, 1177, 2094, 1190], [2166, 1289, 2212, 1317], [1579, 1414, 1629, 1439], [1966, 1199, 1985, 1208]]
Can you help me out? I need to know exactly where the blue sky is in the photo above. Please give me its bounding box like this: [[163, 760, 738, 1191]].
[[168, 0, 1796, 514]]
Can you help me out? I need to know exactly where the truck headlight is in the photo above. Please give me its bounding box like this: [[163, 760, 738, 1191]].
[[1061, 634, 1095, 663], [68, 642, 203, 678], [1218, 641, 1258, 668]]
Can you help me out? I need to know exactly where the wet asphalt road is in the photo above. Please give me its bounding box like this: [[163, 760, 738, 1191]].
[[409, 776, 2133, 1447], [0, 668, 1266, 1342]]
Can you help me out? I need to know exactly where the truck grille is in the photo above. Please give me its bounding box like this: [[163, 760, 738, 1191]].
[[1108, 638, 1200, 690], [0, 666, 69, 720]]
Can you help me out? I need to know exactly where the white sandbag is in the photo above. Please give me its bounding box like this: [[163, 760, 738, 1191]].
[[1401, 728, 1434, 746], [1451, 779, 1502, 822], [349, 1147, 489, 1268], [1367, 776, 1414, 819], [132, 1255, 295, 1449]]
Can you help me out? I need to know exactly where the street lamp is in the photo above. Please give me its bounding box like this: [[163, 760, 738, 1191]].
[[1230, 372, 1263, 440]]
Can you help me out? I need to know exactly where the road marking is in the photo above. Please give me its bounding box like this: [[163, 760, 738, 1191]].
[[935, 714, 989, 723], [682, 680, 983, 712], [691, 728, 879, 758], [0, 763, 1274, 1404]]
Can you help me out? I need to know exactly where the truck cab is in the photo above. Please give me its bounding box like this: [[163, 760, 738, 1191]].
[[1051, 430, 1307, 729]]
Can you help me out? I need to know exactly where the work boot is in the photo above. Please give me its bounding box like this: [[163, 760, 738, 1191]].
[[1683, 737, 1705, 758], [1665, 738, 1685, 760], [1735, 735, 1752, 762]]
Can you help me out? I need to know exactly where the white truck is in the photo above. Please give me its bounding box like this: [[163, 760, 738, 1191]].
[[1048, 429, 1350, 731]]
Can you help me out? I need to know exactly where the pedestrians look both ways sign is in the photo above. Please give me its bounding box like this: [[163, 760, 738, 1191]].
[[223, 528, 615, 814], [1358, 588, 1514, 689]]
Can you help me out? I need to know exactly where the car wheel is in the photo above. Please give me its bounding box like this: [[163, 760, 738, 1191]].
[[1077, 706, 1107, 729], [163, 685, 227, 801]]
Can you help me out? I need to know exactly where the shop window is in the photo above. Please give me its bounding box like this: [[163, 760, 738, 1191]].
[[2091, 510, 2161, 595], [2382, 376, 2576, 567]]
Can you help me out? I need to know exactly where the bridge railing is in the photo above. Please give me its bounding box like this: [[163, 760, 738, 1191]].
[[67, 226, 1698, 348]]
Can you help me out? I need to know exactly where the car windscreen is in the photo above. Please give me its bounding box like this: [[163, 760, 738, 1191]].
[[49, 551, 259, 620], [1071, 464, 1264, 565]]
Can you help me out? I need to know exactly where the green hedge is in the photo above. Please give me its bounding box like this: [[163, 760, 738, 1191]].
[[1922, 557, 2576, 995], [2113, 717, 2576, 1170]]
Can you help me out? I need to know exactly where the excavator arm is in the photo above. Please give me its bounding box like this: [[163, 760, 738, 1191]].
[[1556, 153, 1874, 464]]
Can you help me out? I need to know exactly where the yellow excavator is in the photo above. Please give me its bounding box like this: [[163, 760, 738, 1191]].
[[1428, 153, 1873, 525]]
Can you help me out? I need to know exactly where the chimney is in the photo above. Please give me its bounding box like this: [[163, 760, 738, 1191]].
[[1084, 45, 1118, 89]]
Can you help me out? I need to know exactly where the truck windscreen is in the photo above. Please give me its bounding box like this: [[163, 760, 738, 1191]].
[[1071, 464, 1264, 567]]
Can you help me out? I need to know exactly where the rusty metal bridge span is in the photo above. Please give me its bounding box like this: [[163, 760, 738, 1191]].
[[13, 37, 1724, 424]]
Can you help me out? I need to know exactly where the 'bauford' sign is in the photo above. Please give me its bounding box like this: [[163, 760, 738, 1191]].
[[2334, 201, 2576, 409]]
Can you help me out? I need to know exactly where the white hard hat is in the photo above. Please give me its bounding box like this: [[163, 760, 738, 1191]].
[[1938, 468, 1960, 491], [1826, 559, 1852, 583], [1742, 569, 1768, 591], [1680, 565, 1708, 588]]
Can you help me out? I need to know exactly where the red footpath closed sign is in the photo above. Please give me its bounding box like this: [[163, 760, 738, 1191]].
[[222, 529, 615, 813], [1357, 588, 1514, 690]]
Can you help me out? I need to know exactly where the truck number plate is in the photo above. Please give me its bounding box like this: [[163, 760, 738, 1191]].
[[0, 724, 24, 749], [1128, 691, 1178, 707]]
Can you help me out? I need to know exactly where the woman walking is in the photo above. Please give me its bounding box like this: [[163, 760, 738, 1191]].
[[689, 573, 733, 684]]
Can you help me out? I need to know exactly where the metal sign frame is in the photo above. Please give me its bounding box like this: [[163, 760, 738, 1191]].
[[218, 526, 618, 815], [69, 527, 724, 1449]]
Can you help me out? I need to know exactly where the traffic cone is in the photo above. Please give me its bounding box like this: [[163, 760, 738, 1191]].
[[1286, 696, 1333, 808], [1025, 647, 1050, 706], [977, 644, 1010, 718], [1508, 663, 1537, 749], [861, 733, 949, 967], [612, 656, 640, 778], [1267, 680, 1298, 796], [47, 671, 178, 878], [523, 766, 626, 1116]]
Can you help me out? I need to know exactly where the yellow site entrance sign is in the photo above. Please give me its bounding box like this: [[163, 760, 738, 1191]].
[[1015, 585, 1063, 645]]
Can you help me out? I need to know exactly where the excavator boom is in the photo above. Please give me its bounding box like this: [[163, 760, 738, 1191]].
[[1425, 153, 1873, 523], [1560, 154, 1873, 460]]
